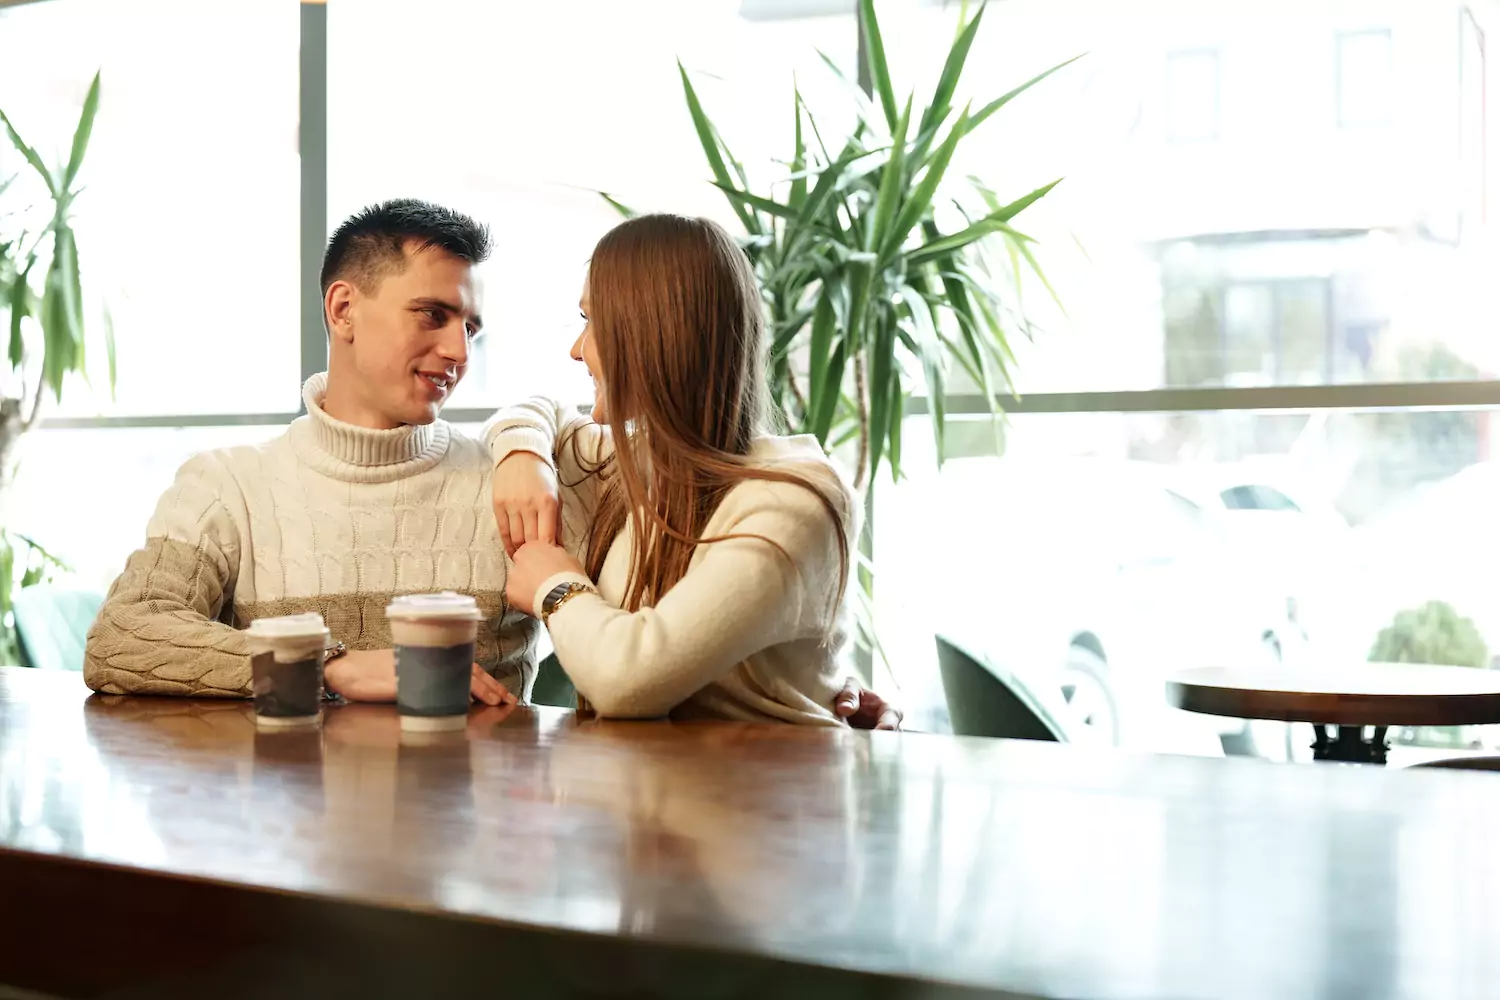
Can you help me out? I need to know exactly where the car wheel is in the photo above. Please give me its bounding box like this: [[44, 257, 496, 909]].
[[1059, 645, 1121, 747]]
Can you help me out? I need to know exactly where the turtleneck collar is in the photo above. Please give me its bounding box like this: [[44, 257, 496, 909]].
[[291, 372, 451, 483]]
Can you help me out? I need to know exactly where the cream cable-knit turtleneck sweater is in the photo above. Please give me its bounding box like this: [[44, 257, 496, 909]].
[[83, 374, 541, 699], [485, 396, 859, 726]]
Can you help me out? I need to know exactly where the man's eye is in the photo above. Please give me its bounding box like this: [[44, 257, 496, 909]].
[[423, 308, 443, 324]]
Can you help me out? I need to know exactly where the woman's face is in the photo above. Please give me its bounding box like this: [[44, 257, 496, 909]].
[[571, 279, 607, 423]]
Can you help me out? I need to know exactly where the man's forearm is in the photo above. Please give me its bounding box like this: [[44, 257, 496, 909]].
[[83, 536, 253, 698]]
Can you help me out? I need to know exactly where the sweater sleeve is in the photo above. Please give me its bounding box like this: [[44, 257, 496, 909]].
[[482, 395, 614, 542], [83, 452, 254, 698], [539, 481, 845, 719]]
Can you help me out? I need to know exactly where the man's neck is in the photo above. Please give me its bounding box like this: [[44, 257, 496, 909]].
[[320, 374, 401, 430]]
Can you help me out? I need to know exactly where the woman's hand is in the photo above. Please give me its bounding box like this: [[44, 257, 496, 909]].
[[506, 542, 589, 617], [835, 678, 903, 730], [324, 648, 515, 707], [493, 451, 561, 557]]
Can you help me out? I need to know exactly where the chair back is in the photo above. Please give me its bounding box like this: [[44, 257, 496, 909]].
[[13, 585, 103, 672], [936, 635, 1067, 741]]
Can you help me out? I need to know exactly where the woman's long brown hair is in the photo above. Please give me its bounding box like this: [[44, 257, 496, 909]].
[[579, 214, 851, 613]]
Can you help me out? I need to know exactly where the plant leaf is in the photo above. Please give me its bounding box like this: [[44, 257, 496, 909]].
[[598, 191, 636, 218], [679, 61, 760, 235], [811, 339, 847, 442], [0, 106, 57, 198], [967, 54, 1086, 137], [60, 224, 84, 336], [887, 378, 905, 481], [859, 0, 899, 130], [7, 260, 32, 369], [40, 262, 73, 401], [866, 313, 896, 481], [909, 218, 1033, 267], [102, 302, 117, 397], [915, 4, 984, 158], [1010, 230, 1066, 316], [790, 87, 808, 212], [62, 70, 101, 192], [898, 283, 946, 430], [710, 182, 798, 223], [880, 107, 970, 264], [868, 94, 913, 254], [805, 288, 837, 433], [0, 535, 13, 627]]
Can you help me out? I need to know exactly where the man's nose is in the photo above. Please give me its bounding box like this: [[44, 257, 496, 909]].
[[438, 321, 470, 366]]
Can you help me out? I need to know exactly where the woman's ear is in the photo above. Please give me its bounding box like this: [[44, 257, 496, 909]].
[[326, 281, 357, 344]]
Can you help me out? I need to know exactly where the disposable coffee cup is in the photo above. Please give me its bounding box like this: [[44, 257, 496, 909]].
[[386, 592, 482, 732], [247, 613, 330, 728]]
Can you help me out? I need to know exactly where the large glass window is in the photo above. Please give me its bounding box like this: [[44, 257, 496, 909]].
[[327, 0, 854, 410], [872, 0, 1500, 394], [878, 406, 1500, 761], [0, 0, 301, 417]]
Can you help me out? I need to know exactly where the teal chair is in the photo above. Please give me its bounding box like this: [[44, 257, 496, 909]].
[[13, 585, 103, 672], [530, 651, 577, 708], [935, 635, 1067, 742]]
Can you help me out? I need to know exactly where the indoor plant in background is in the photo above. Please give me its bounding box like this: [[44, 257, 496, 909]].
[[672, 0, 1079, 490], [0, 71, 108, 664], [618, 0, 1079, 669]]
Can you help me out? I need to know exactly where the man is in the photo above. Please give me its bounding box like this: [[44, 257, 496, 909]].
[[85, 199, 520, 703], [84, 198, 897, 727]]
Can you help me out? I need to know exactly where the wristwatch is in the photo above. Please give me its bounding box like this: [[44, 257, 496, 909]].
[[540, 582, 597, 626], [321, 641, 348, 702]]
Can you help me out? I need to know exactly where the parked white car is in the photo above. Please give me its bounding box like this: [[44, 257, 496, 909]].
[[916, 457, 1306, 758]]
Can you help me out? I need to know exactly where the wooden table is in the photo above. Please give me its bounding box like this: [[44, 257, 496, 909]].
[[4, 667, 1500, 999], [1167, 663, 1500, 763]]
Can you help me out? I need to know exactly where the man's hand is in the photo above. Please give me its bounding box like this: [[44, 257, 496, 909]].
[[469, 665, 515, 707], [324, 648, 398, 702], [493, 451, 561, 557], [324, 648, 515, 707], [835, 678, 903, 731], [506, 542, 590, 617]]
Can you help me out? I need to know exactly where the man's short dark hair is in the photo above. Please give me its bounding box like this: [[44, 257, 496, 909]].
[[320, 198, 493, 294]]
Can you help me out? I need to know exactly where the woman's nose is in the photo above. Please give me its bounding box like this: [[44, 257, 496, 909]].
[[570, 330, 585, 362]]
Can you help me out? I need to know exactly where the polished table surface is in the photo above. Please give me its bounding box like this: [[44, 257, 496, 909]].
[[1166, 663, 1500, 726], [4, 667, 1500, 999]]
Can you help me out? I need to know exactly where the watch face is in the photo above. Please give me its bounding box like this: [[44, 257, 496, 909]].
[[543, 584, 572, 613]]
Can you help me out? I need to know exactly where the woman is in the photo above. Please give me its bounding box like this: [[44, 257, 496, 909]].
[[486, 214, 897, 727]]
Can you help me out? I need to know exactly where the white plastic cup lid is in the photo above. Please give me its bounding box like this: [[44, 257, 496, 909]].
[[385, 591, 482, 621], [246, 613, 329, 640]]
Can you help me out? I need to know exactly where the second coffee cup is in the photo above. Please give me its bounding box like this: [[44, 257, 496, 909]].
[[386, 592, 482, 731]]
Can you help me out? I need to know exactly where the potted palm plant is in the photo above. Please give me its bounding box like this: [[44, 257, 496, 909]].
[[0, 71, 107, 663], [664, 0, 1079, 491]]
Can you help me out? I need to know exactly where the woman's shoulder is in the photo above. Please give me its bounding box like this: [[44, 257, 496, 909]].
[[723, 435, 856, 520]]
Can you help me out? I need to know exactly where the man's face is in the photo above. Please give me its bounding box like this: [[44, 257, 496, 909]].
[[331, 244, 484, 428]]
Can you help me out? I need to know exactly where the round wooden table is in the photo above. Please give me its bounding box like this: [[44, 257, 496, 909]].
[[1166, 663, 1500, 764]]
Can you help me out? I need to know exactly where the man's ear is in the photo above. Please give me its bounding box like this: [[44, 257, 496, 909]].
[[326, 280, 358, 345]]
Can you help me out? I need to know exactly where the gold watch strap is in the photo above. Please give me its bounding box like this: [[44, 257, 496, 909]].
[[541, 583, 596, 626]]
